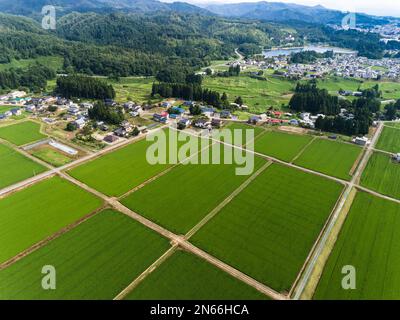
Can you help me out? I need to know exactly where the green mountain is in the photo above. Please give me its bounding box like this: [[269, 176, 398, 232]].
[[204, 1, 391, 26]]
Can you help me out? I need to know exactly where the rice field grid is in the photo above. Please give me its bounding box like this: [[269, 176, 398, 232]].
[[375, 126, 400, 154], [0, 209, 170, 299], [0, 121, 47, 146], [121, 153, 267, 234], [190, 163, 344, 293], [314, 191, 400, 299], [360, 151, 400, 200], [294, 138, 363, 181], [254, 130, 313, 162], [0, 176, 103, 265], [0, 143, 47, 190], [125, 250, 268, 300]]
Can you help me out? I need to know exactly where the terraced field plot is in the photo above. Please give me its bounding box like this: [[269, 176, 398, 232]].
[[254, 130, 313, 162], [0, 209, 170, 299], [126, 251, 267, 300], [0, 176, 102, 264], [294, 139, 362, 180], [69, 130, 198, 197], [314, 192, 400, 299], [121, 155, 266, 234], [191, 164, 343, 293], [360, 152, 400, 200], [203, 75, 295, 113], [0, 143, 46, 189], [0, 121, 46, 146], [375, 126, 400, 153]]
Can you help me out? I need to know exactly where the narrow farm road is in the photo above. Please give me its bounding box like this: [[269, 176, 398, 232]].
[[291, 122, 384, 300]]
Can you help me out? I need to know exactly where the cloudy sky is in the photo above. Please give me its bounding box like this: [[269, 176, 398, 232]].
[[168, 0, 400, 17]]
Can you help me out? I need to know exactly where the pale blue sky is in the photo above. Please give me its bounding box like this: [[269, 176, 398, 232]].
[[164, 0, 399, 17]]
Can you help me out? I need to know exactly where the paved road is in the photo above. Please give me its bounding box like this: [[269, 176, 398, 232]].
[[291, 122, 384, 300]]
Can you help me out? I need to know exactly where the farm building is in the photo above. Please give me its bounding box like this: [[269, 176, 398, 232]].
[[353, 136, 369, 146], [104, 135, 119, 143]]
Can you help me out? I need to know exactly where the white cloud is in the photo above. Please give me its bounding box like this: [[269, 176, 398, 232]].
[[168, 0, 400, 17]]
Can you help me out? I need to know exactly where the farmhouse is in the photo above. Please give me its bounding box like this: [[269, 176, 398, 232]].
[[73, 118, 87, 129], [178, 118, 191, 128], [220, 110, 231, 119], [104, 135, 119, 143], [153, 113, 168, 123], [353, 136, 369, 146], [11, 108, 22, 116], [193, 118, 210, 129]]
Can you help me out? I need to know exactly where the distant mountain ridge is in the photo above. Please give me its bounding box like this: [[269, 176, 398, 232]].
[[0, 0, 212, 16], [0, 0, 395, 25], [203, 1, 392, 25]]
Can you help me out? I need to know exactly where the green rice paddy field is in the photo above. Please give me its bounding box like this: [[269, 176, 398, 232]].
[[0, 209, 170, 299], [0, 143, 46, 189], [0, 176, 102, 264], [31, 147, 72, 167], [0, 121, 46, 146], [225, 122, 265, 146], [375, 126, 400, 153], [255, 130, 313, 162], [121, 155, 266, 234], [191, 164, 343, 293], [69, 130, 193, 197], [314, 192, 400, 299], [294, 139, 362, 180], [126, 251, 268, 300], [360, 152, 400, 200]]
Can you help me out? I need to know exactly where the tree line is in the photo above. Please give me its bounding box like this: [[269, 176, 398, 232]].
[[0, 63, 55, 91], [56, 75, 116, 99], [289, 83, 340, 115], [152, 82, 224, 108]]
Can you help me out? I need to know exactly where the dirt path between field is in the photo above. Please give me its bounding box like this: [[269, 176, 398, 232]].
[[290, 136, 316, 164], [0, 125, 168, 198], [185, 161, 272, 240], [113, 246, 178, 300], [56, 167, 286, 300], [0, 206, 106, 271]]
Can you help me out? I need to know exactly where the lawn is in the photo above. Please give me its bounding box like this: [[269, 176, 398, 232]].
[[294, 139, 362, 180], [314, 192, 400, 299], [0, 143, 47, 189], [0, 209, 170, 299], [31, 146, 72, 167], [191, 164, 343, 293], [360, 152, 400, 200], [121, 156, 266, 234], [69, 129, 203, 197], [375, 126, 400, 153], [203, 74, 295, 113], [254, 130, 313, 162], [0, 176, 103, 264], [126, 250, 268, 300], [0, 121, 46, 146]]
